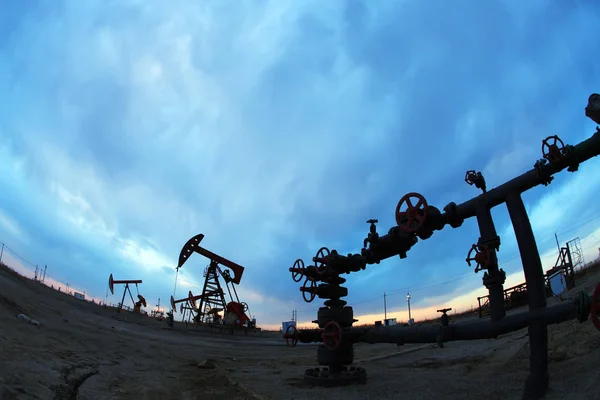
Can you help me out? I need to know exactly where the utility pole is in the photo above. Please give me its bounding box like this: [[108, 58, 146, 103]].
[[407, 292, 412, 322], [34, 265, 38, 281], [42, 265, 47, 283], [384, 292, 387, 322], [0, 243, 4, 264], [555, 232, 561, 253]]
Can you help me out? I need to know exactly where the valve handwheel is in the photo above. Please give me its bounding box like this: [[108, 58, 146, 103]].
[[321, 321, 343, 350], [301, 278, 317, 303], [291, 259, 305, 283], [591, 283, 600, 331], [395, 192, 429, 233], [542, 135, 565, 162], [466, 244, 492, 273], [314, 247, 331, 275], [464, 170, 477, 186], [285, 324, 298, 348]]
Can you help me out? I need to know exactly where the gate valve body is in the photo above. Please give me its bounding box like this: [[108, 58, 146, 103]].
[[466, 244, 493, 273], [395, 192, 429, 233], [290, 259, 306, 283], [364, 219, 379, 248], [464, 170, 487, 192], [542, 135, 566, 163], [437, 308, 452, 327], [321, 320, 343, 350]]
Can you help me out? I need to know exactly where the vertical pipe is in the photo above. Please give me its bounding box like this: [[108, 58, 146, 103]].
[[475, 202, 506, 321], [505, 191, 549, 399]]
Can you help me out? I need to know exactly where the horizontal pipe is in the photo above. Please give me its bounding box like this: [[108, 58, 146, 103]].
[[360, 300, 577, 345], [294, 300, 580, 345], [447, 130, 600, 221]]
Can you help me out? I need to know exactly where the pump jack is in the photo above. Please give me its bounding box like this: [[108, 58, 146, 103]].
[[108, 273, 146, 314], [175, 234, 253, 328]]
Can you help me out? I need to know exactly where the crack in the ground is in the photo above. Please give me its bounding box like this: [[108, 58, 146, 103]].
[[51, 364, 99, 400]]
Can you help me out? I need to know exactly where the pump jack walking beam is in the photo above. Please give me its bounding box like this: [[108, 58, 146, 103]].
[[177, 234, 245, 284]]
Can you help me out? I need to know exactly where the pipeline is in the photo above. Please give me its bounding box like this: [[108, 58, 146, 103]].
[[293, 297, 586, 346], [360, 300, 581, 345]]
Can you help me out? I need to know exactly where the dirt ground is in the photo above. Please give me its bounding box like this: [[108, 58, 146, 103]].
[[1, 265, 599, 400]]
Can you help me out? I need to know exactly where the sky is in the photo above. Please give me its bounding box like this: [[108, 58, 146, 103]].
[[1, 1, 600, 330]]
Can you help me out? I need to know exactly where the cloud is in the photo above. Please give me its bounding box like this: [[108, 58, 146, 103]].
[[1, 1, 600, 329]]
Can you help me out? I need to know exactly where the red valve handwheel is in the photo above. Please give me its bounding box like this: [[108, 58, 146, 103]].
[[314, 247, 331, 275], [591, 283, 600, 331], [395, 192, 429, 233], [464, 170, 477, 186], [285, 324, 298, 348], [466, 244, 492, 272], [321, 321, 343, 350], [291, 259, 305, 283], [301, 278, 317, 303], [542, 135, 565, 163]]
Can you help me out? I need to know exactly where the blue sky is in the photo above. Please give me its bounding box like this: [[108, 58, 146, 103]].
[[1, 1, 600, 328]]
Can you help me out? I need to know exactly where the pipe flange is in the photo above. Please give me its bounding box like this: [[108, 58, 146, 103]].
[[534, 159, 554, 186], [483, 268, 507, 287], [477, 236, 501, 251], [563, 144, 580, 172], [443, 202, 464, 229]]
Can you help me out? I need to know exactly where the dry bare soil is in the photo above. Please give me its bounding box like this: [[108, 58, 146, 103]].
[[1, 264, 599, 400]]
